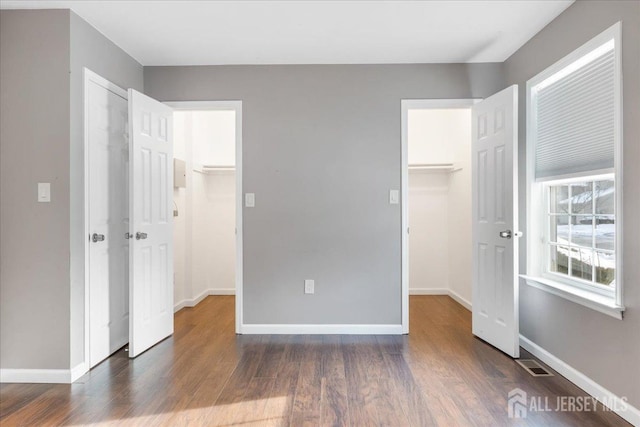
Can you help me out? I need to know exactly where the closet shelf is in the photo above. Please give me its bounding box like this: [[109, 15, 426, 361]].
[[195, 165, 236, 174], [409, 163, 462, 173]]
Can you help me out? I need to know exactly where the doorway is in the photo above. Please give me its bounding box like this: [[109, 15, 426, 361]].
[[401, 89, 520, 358], [167, 102, 243, 333], [84, 70, 175, 367], [85, 84, 244, 371], [84, 72, 244, 373], [401, 99, 476, 333]]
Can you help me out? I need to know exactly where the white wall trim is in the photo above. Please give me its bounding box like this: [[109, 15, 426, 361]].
[[173, 300, 188, 313], [1, 369, 70, 384], [521, 275, 623, 320], [174, 288, 236, 312], [448, 289, 472, 311], [520, 335, 640, 426], [175, 289, 473, 322], [241, 324, 403, 335], [409, 288, 472, 311], [400, 101, 409, 333], [70, 362, 88, 382], [175, 288, 210, 312], [1, 368, 67, 384], [173, 287, 472, 323], [409, 288, 449, 295], [209, 288, 235, 295], [0, 361, 88, 384]]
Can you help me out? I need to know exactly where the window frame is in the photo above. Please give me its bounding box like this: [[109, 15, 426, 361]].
[[524, 22, 624, 317], [541, 173, 616, 298]]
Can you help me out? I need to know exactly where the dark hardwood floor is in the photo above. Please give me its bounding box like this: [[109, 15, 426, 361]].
[[0, 295, 630, 426]]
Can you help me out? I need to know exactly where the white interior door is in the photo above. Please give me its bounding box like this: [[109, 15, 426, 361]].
[[87, 75, 129, 368], [128, 89, 174, 358], [472, 85, 520, 358]]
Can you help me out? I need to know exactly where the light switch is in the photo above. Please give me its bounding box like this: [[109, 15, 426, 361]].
[[389, 189, 399, 205], [38, 183, 51, 202], [304, 279, 315, 294], [245, 193, 255, 208]]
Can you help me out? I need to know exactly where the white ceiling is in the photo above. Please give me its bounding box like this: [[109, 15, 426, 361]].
[[0, 0, 573, 66]]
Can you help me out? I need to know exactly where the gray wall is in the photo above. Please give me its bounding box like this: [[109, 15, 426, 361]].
[[0, 10, 71, 369], [144, 64, 504, 324], [505, 0, 640, 407], [0, 9, 143, 371], [69, 11, 143, 368]]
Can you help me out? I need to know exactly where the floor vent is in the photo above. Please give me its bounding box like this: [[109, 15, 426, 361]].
[[516, 359, 554, 377]]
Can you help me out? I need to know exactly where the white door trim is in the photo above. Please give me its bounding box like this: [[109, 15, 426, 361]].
[[82, 68, 128, 378], [400, 99, 479, 334], [165, 101, 243, 334]]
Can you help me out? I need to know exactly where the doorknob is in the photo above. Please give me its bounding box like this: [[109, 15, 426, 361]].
[[92, 233, 105, 243], [499, 230, 512, 239], [135, 232, 148, 240]]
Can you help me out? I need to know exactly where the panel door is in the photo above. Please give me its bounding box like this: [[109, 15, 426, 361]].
[[88, 79, 129, 367], [472, 85, 520, 358], [128, 89, 174, 358]]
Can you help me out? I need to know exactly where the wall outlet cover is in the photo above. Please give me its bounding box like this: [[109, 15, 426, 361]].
[[37, 182, 51, 202], [389, 189, 399, 204], [245, 193, 255, 208], [304, 279, 315, 294]]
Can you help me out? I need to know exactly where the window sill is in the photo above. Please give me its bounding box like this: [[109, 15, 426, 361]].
[[520, 275, 624, 320]]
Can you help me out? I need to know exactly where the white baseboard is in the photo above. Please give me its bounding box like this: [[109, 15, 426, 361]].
[[174, 299, 188, 313], [410, 288, 449, 295], [240, 324, 403, 335], [210, 288, 235, 295], [1, 368, 70, 384], [409, 288, 472, 311], [70, 362, 88, 382], [520, 335, 640, 426], [174, 288, 236, 312], [0, 361, 89, 384], [448, 289, 472, 311]]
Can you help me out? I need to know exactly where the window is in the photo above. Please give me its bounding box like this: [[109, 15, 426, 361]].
[[525, 23, 623, 318], [545, 176, 615, 294]]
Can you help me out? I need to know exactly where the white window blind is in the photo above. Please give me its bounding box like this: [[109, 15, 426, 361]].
[[533, 41, 615, 179]]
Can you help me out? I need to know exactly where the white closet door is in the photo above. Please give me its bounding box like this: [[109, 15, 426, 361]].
[[472, 85, 520, 358], [128, 89, 174, 358], [87, 76, 129, 368]]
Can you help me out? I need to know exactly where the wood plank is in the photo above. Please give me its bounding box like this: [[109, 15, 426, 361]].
[[0, 295, 632, 427], [290, 352, 323, 426]]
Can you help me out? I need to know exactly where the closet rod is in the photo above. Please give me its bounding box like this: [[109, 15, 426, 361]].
[[198, 165, 236, 173], [409, 163, 454, 170]]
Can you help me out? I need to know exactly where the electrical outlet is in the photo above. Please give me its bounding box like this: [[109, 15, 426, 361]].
[[304, 279, 315, 294]]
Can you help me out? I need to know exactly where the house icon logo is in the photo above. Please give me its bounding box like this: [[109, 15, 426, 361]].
[[508, 388, 528, 418]]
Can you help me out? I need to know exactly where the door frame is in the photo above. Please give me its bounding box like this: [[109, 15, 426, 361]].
[[165, 101, 244, 334], [83, 68, 129, 373], [400, 98, 478, 334]]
